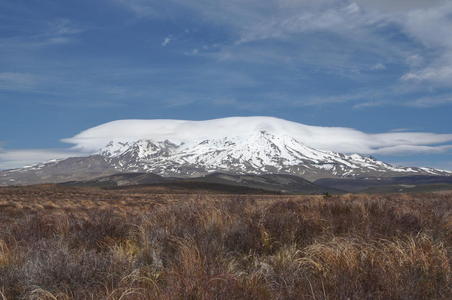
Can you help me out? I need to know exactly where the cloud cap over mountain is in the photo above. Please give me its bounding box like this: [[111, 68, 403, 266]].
[[63, 116, 452, 155]]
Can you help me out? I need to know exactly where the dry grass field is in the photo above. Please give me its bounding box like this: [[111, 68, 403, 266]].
[[0, 185, 451, 299]]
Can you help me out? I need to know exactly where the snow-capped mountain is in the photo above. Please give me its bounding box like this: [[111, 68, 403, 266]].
[[97, 130, 449, 180], [1, 117, 451, 186]]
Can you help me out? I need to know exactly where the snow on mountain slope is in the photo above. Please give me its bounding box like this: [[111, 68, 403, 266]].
[[98, 130, 450, 180]]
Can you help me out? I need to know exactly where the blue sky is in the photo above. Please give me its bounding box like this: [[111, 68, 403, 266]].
[[1, 0, 452, 170]]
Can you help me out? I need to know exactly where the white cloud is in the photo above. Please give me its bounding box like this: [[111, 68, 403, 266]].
[[353, 101, 386, 109], [0, 149, 83, 170], [0, 72, 38, 91], [51, 19, 82, 36], [62, 116, 452, 155], [117, 1, 375, 40], [406, 95, 452, 107], [372, 145, 452, 155], [355, 0, 446, 12], [396, 2, 452, 85], [402, 65, 452, 84], [371, 63, 386, 71], [353, 93, 452, 108], [117, 0, 452, 87], [114, 0, 160, 17], [0, 18, 81, 52], [161, 36, 172, 47], [405, 54, 423, 67]]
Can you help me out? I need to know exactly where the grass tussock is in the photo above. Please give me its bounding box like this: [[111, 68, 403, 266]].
[[0, 188, 451, 299]]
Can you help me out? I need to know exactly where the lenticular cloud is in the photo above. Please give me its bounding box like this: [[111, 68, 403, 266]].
[[62, 116, 452, 155]]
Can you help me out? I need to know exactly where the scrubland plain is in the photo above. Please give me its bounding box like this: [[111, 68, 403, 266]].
[[0, 185, 450, 299]]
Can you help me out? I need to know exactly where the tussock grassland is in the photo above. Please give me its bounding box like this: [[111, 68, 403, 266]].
[[0, 186, 451, 299]]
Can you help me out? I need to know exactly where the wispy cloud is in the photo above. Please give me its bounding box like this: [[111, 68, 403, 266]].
[[353, 101, 386, 109], [0, 72, 38, 91], [371, 63, 386, 71], [354, 93, 452, 109], [0, 148, 84, 170], [406, 95, 452, 107], [373, 144, 452, 155], [116, 0, 452, 102], [0, 18, 81, 50], [396, 2, 452, 85], [51, 18, 81, 36], [161, 36, 172, 47]]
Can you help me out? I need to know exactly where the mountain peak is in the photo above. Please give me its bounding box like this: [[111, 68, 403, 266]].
[[93, 133, 450, 181], [2, 117, 451, 186]]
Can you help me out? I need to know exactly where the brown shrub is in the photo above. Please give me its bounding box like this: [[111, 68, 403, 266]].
[[0, 188, 450, 299]]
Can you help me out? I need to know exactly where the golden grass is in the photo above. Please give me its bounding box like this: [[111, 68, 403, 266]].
[[0, 185, 450, 299]]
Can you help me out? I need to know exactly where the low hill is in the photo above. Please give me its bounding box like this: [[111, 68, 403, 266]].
[[62, 172, 343, 194]]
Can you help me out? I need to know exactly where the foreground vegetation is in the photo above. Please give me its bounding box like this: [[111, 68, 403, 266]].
[[0, 186, 451, 299]]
